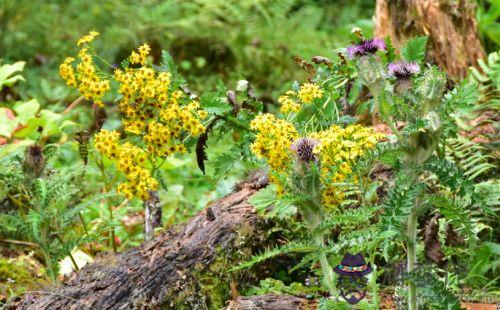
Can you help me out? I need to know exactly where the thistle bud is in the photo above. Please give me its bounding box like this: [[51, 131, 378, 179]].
[[388, 61, 420, 94], [291, 138, 320, 163], [290, 138, 322, 207], [23, 144, 45, 179], [418, 66, 446, 113]]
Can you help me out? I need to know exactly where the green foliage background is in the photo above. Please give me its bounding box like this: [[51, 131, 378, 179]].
[[0, 0, 498, 306]]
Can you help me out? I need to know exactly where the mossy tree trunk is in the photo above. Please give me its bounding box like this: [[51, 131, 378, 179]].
[[375, 0, 485, 81]]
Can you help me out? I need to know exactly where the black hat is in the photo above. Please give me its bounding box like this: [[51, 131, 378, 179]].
[[334, 253, 372, 277]]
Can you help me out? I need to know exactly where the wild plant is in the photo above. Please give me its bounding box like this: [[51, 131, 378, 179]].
[[239, 29, 492, 308], [0, 144, 106, 282], [59, 32, 262, 242]]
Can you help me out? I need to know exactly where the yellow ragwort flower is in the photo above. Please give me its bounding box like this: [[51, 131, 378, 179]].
[[77, 31, 99, 46], [59, 57, 77, 87], [279, 94, 301, 113], [298, 82, 323, 103], [250, 113, 298, 173], [310, 124, 385, 208]]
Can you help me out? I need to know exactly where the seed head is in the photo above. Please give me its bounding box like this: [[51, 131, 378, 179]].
[[23, 144, 45, 178]]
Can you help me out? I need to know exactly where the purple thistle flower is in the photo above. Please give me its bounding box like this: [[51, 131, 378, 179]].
[[347, 38, 386, 58], [388, 61, 420, 79], [291, 138, 320, 162]]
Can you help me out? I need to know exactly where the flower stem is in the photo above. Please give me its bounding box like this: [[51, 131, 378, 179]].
[[315, 234, 337, 297], [96, 155, 117, 253], [407, 207, 418, 310], [42, 247, 57, 284]]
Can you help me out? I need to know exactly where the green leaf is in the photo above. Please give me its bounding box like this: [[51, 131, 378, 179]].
[[39, 109, 62, 136], [0, 61, 26, 89], [401, 36, 428, 62], [0, 108, 18, 138], [13, 118, 44, 139], [13, 99, 40, 125], [211, 149, 240, 180], [249, 186, 277, 213], [200, 92, 231, 115]]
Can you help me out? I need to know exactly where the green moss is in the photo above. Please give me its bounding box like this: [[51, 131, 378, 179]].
[[0, 253, 49, 302]]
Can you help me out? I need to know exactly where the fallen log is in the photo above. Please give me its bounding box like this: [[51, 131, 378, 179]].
[[228, 294, 316, 310], [8, 173, 268, 310]]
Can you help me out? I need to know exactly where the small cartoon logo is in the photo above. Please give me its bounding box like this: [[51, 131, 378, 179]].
[[334, 253, 372, 305]]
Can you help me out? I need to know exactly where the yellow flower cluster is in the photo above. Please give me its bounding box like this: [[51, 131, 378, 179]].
[[250, 114, 298, 173], [59, 57, 77, 87], [278, 91, 301, 113], [278, 83, 324, 114], [310, 124, 384, 207], [114, 51, 206, 157], [298, 82, 323, 104], [129, 44, 151, 65], [77, 31, 99, 46], [59, 31, 110, 107], [94, 130, 158, 200], [62, 34, 209, 201], [250, 115, 383, 208]]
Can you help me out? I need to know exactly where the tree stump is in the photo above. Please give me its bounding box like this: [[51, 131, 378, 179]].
[[7, 174, 268, 310], [374, 0, 485, 80]]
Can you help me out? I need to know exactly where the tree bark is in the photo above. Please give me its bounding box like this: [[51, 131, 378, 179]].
[[228, 294, 316, 310], [374, 0, 485, 81], [7, 173, 268, 310], [144, 190, 162, 242]]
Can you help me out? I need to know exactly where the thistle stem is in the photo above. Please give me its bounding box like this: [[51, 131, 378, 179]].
[[305, 206, 337, 297], [315, 234, 337, 297], [42, 247, 57, 284], [407, 207, 418, 310]]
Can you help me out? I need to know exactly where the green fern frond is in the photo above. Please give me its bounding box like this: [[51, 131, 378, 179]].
[[318, 205, 377, 232], [356, 142, 402, 172], [407, 266, 462, 309], [429, 195, 476, 245], [468, 51, 500, 126], [324, 226, 380, 256], [425, 157, 473, 195], [446, 137, 496, 180], [470, 51, 500, 95], [229, 241, 318, 272]]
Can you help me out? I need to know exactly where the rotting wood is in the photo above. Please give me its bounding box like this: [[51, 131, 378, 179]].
[[227, 294, 317, 310]]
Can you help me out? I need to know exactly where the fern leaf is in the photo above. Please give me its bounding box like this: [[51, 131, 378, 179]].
[[229, 241, 318, 272], [401, 36, 428, 63]]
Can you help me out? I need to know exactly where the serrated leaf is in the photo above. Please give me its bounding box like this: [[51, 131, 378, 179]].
[[249, 186, 277, 213], [402, 36, 428, 62], [211, 152, 238, 179], [160, 50, 177, 73], [200, 92, 231, 115]]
